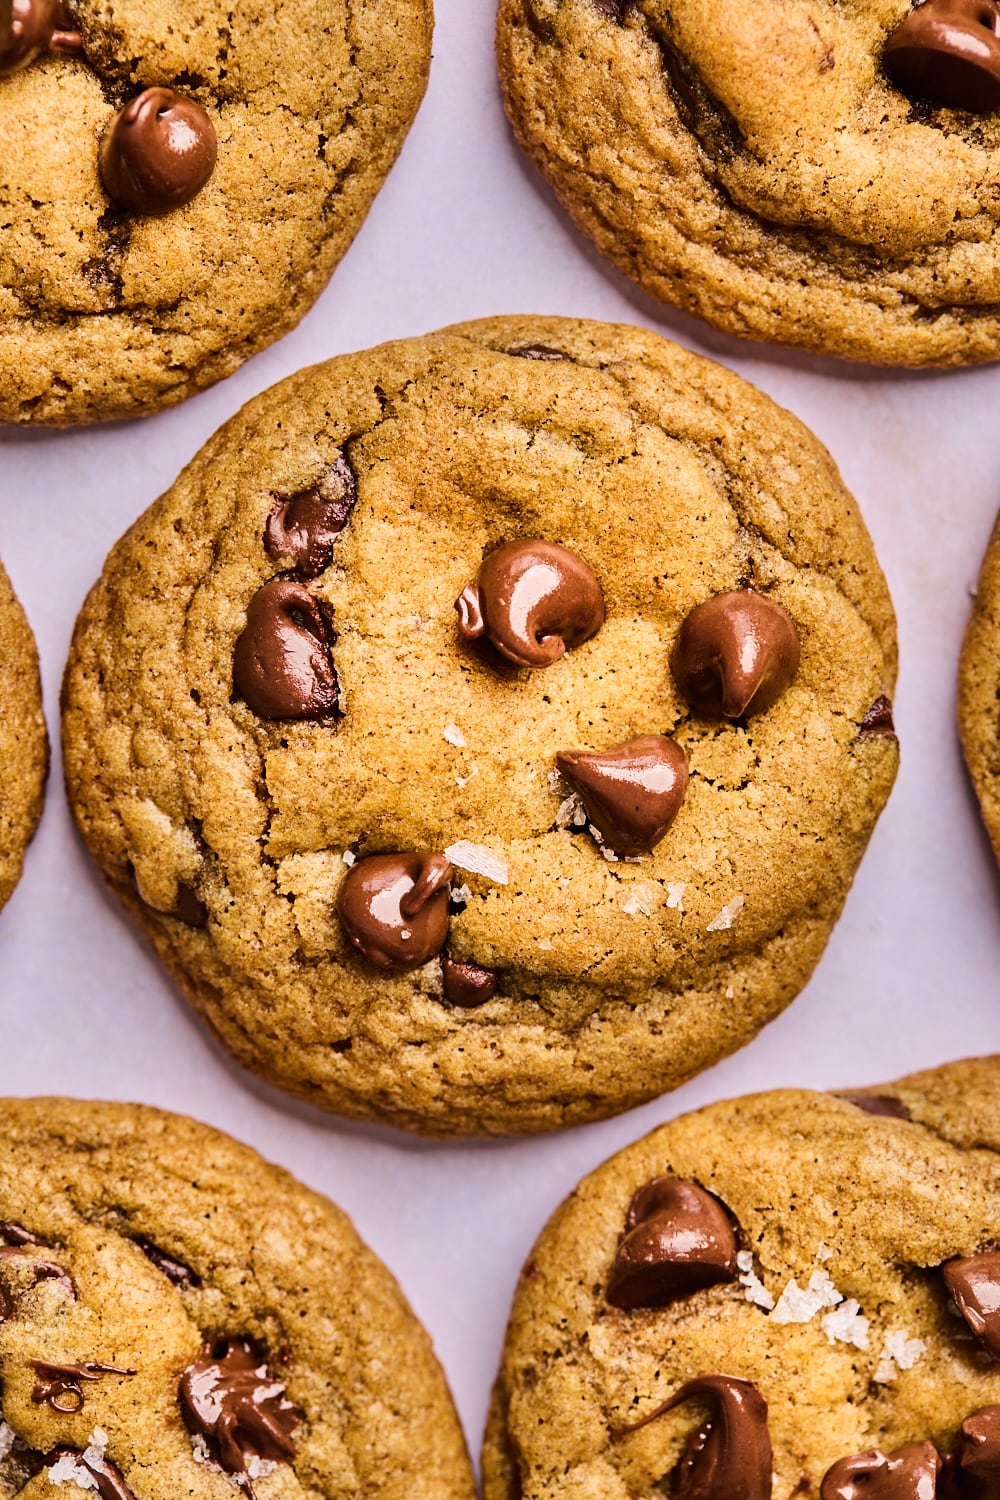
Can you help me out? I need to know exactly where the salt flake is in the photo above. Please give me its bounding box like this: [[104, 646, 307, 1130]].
[[875, 1330, 927, 1382], [737, 1251, 775, 1311], [342, 850, 356, 867], [706, 895, 745, 933], [456, 763, 479, 788], [48, 1455, 98, 1492], [443, 723, 467, 748], [666, 882, 686, 911], [444, 840, 508, 885], [770, 1269, 842, 1325], [822, 1299, 870, 1350]]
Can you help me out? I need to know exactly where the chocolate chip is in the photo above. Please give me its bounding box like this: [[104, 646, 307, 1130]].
[[179, 1338, 299, 1479], [0, 1222, 41, 1245], [943, 1251, 1000, 1359], [337, 852, 452, 971], [607, 1177, 739, 1309], [821, 1442, 941, 1500], [48, 1448, 136, 1500], [860, 696, 897, 737], [672, 589, 800, 719], [508, 344, 569, 360], [133, 1236, 199, 1287], [884, 0, 1000, 113], [233, 579, 339, 721], [556, 735, 689, 856], [0, 1246, 75, 1320], [0, 0, 81, 76], [99, 87, 217, 215], [960, 1405, 1000, 1479], [456, 540, 605, 669], [620, 1375, 772, 1500], [592, 0, 629, 17], [172, 883, 208, 928], [265, 454, 357, 579], [837, 1092, 912, 1120], [441, 954, 499, 1006], [31, 1360, 136, 1413]]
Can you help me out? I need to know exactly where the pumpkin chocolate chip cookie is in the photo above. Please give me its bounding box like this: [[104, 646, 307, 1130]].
[[0, 1097, 474, 1500], [497, 0, 1000, 366], [0, 0, 432, 424], [483, 1056, 1000, 1500], [0, 559, 47, 915], [61, 315, 898, 1136]]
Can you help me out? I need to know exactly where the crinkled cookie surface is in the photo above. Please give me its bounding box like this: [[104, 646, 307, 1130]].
[[61, 315, 898, 1136], [0, 0, 432, 424], [0, 1098, 474, 1500], [0, 560, 47, 913], [483, 1056, 1000, 1500], [497, 0, 1000, 366]]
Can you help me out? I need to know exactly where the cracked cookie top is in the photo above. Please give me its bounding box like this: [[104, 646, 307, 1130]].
[[0, 558, 47, 916], [483, 1056, 1000, 1500], [0, 0, 432, 424], [61, 315, 898, 1136], [496, 0, 1000, 367], [0, 1098, 474, 1500]]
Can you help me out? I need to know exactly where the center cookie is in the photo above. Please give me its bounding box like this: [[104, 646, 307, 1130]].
[[61, 315, 899, 1136]]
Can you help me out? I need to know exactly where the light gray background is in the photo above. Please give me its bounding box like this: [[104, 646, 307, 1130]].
[[2, 0, 1000, 1471]]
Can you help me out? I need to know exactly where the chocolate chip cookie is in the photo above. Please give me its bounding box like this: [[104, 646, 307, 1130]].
[[0, 1097, 474, 1500], [0, 0, 432, 424], [960, 512, 1000, 863], [497, 0, 1000, 367], [0, 560, 47, 912], [483, 1055, 1000, 1500], [61, 315, 899, 1136]]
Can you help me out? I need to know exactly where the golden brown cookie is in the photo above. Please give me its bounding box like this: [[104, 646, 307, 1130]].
[[483, 1056, 1000, 1500], [0, 560, 47, 911], [497, 0, 1000, 367], [0, 1097, 474, 1500], [61, 315, 898, 1137], [0, 0, 432, 424], [960, 511, 1000, 863]]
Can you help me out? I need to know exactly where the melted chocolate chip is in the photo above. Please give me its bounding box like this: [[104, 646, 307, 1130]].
[[134, 1236, 198, 1287], [961, 1405, 1000, 1479], [99, 87, 217, 215], [456, 540, 605, 669], [0, 1222, 41, 1245], [337, 852, 452, 971], [943, 1251, 1000, 1358], [672, 589, 800, 720], [233, 579, 339, 721], [624, 1374, 772, 1500], [592, 0, 629, 18], [884, 0, 1000, 113], [860, 696, 897, 737], [838, 1092, 912, 1120], [32, 1360, 136, 1413], [179, 1338, 299, 1479], [441, 954, 499, 1006], [508, 344, 569, 360], [820, 1443, 941, 1500], [0, 0, 81, 76], [556, 735, 689, 856], [49, 1448, 136, 1500], [265, 454, 357, 579], [0, 1246, 75, 1320], [607, 1177, 739, 1309], [172, 883, 208, 928]]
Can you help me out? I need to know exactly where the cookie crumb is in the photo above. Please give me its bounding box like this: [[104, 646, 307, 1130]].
[[706, 895, 745, 932], [444, 840, 508, 885]]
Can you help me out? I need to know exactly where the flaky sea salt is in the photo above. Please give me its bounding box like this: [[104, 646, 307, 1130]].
[[555, 794, 584, 828], [666, 882, 686, 910], [444, 840, 508, 884], [342, 850, 356, 867], [706, 895, 745, 933], [538, 938, 554, 951], [874, 1331, 927, 1383], [48, 1455, 97, 1492], [190, 1433, 211, 1464], [816, 1242, 833, 1262], [246, 1457, 277, 1480], [770, 1269, 842, 1325], [443, 723, 467, 748], [822, 1299, 870, 1350], [451, 884, 473, 906], [621, 883, 656, 918], [725, 985, 735, 1000], [737, 1250, 776, 1311]]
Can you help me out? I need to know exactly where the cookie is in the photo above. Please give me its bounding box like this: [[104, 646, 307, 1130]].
[[483, 1055, 1000, 1500], [496, 0, 1000, 367], [61, 315, 899, 1137], [0, 0, 432, 425], [959, 511, 1000, 863], [0, 559, 47, 913], [0, 1097, 474, 1500]]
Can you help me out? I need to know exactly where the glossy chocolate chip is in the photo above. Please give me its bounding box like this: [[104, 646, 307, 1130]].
[[456, 540, 605, 669], [265, 454, 357, 579], [821, 1443, 941, 1500], [884, 0, 1000, 112], [233, 578, 339, 721], [32, 1360, 135, 1413], [0, 0, 81, 76], [508, 344, 569, 360], [179, 1338, 299, 1478], [99, 87, 217, 215], [672, 589, 800, 719], [943, 1251, 1000, 1358], [337, 852, 452, 971], [838, 1092, 912, 1120], [134, 1236, 198, 1287], [556, 734, 688, 856], [0, 1222, 41, 1245], [625, 1374, 772, 1500], [607, 1177, 739, 1309], [960, 1405, 1000, 1479], [49, 1449, 136, 1500], [441, 953, 499, 1006], [860, 696, 897, 737]]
